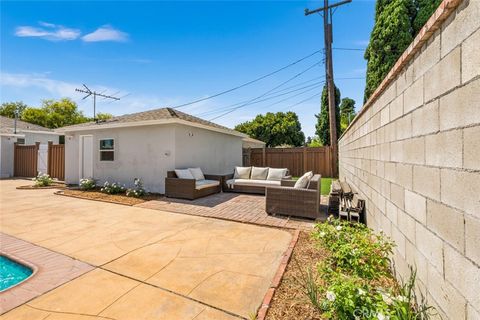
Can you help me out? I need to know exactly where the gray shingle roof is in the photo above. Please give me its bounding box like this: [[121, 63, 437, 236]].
[[60, 107, 242, 136], [0, 116, 54, 134]]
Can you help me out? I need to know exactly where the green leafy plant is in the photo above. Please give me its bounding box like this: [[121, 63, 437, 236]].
[[32, 173, 54, 187], [126, 178, 146, 198], [79, 178, 96, 190], [100, 181, 126, 194]]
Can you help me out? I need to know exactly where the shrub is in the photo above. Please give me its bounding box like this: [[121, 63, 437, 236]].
[[33, 173, 53, 187], [100, 181, 125, 194], [79, 178, 96, 190], [126, 178, 146, 198]]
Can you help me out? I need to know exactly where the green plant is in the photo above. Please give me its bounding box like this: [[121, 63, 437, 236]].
[[126, 178, 146, 198], [101, 181, 126, 194], [79, 178, 96, 190], [32, 173, 54, 187]]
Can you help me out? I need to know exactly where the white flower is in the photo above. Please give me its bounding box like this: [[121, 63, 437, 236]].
[[396, 295, 408, 303], [319, 232, 326, 238], [336, 226, 342, 231], [381, 292, 393, 305], [326, 291, 336, 302], [357, 288, 366, 296], [377, 313, 387, 320]]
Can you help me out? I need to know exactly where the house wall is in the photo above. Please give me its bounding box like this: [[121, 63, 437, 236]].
[[0, 136, 16, 178], [22, 132, 60, 145], [338, 1, 480, 319], [65, 125, 175, 193], [174, 124, 242, 175]]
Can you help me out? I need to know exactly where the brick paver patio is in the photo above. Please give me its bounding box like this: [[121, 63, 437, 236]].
[[136, 192, 328, 230]]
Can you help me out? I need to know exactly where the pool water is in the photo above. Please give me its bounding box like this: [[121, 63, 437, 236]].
[[0, 255, 33, 291]]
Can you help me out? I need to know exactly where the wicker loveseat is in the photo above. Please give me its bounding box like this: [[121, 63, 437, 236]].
[[222, 166, 292, 195], [265, 174, 321, 219], [165, 170, 222, 200]]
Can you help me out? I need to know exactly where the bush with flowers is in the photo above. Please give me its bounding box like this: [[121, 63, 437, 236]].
[[79, 178, 96, 190], [32, 172, 54, 187], [303, 216, 435, 319], [100, 181, 126, 194], [126, 178, 147, 198]]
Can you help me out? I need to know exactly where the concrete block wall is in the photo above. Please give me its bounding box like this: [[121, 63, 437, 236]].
[[338, 1, 480, 318]]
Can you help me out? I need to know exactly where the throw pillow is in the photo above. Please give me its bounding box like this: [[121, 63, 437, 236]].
[[266, 168, 288, 181], [234, 166, 251, 179], [294, 171, 313, 189], [188, 167, 205, 181], [175, 169, 195, 180], [251, 167, 269, 180]]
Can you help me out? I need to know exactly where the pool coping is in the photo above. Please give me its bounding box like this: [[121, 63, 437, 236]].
[[0, 252, 39, 293], [0, 233, 94, 314]]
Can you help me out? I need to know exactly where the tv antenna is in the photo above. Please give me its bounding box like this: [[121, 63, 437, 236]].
[[75, 84, 120, 120]]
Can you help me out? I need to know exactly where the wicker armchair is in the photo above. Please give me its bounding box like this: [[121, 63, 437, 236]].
[[265, 174, 321, 220], [165, 171, 222, 200]]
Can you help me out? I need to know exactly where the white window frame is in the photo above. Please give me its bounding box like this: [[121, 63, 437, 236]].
[[99, 138, 115, 162]]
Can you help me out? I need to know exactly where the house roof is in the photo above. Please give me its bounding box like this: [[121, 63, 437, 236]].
[[57, 107, 247, 138], [0, 116, 56, 135], [242, 137, 266, 145]]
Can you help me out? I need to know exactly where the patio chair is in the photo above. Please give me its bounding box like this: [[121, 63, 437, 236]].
[[165, 170, 222, 200], [265, 174, 321, 220]]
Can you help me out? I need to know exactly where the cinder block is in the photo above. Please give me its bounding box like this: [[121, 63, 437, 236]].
[[465, 216, 480, 266], [427, 263, 467, 320], [427, 200, 465, 253], [425, 130, 462, 168], [396, 70, 407, 94], [404, 137, 425, 165], [405, 190, 426, 223], [398, 210, 416, 243], [467, 304, 480, 320], [380, 105, 390, 127], [396, 163, 413, 190], [404, 77, 424, 114], [464, 125, 480, 171], [441, 169, 480, 219], [384, 162, 395, 182], [415, 222, 444, 273], [441, 0, 480, 58], [390, 183, 405, 210], [384, 122, 396, 143], [444, 244, 480, 311], [440, 78, 480, 130], [412, 100, 439, 137], [462, 27, 480, 83], [414, 30, 441, 80], [405, 240, 427, 283], [391, 226, 406, 258], [385, 200, 398, 223], [424, 47, 461, 102], [413, 165, 440, 201], [395, 114, 412, 140], [389, 94, 404, 121]]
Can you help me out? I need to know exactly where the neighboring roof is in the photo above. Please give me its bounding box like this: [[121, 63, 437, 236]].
[[57, 107, 247, 138], [242, 137, 266, 145], [0, 116, 57, 135]]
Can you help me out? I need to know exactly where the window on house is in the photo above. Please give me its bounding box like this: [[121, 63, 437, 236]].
[[99, 139, 114, 161], [16, 138, 25, 144]]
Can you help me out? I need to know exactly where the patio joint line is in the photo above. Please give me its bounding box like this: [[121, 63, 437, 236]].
[[95, 283, 142, 317], [25, 303, 118, 320], [98, 267, 247, 320]]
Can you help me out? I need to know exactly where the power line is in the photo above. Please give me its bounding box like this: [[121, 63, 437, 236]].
[[281, 91, 322, 111], [209, 61, 322, 121], [172, 49, 322, 109]]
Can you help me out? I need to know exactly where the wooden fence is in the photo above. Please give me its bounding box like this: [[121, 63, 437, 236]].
[[243, 146, 333, 177], [47, 141, 65, 181], [14, 142, 39, 177]]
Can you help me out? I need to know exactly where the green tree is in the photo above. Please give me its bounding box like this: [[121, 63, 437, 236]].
[[306, 136, 323, 147], [413, 0, 442, 35], [95, 112, 113, 121], [235, 111, 305, 147], [339, 98, 356, 132], [21, 98, 90, 129], [0, 101, 28, 118], [364, 0, 415, 102], [315, 85, 341, 146]]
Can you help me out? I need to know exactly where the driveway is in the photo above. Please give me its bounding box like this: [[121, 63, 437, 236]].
[[0, 179, 293, 319]]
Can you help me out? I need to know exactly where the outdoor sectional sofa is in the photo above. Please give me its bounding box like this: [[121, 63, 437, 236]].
[[265, 174, 321, 219], [165, 170, 222, 200], [222, 166, 292, 195]]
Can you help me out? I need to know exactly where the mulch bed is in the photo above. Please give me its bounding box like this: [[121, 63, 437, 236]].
[[266, 231, 328, 320], [56, 189, 163, 206], [16, 182, 66, 190]]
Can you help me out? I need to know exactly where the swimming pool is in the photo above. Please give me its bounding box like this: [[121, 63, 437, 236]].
[[0, 255, 33, 291]]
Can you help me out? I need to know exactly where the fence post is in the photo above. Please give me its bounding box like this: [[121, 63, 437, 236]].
[[34, 142, 40, 176], [262, 147, 266, 167], [47, 141, 52, 176], [13, 142, 17, 176], [303, 147, 307, 173]]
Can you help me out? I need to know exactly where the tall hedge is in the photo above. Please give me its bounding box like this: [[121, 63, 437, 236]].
[[315, 85, 341, 146], [413, 0, 442, 34]]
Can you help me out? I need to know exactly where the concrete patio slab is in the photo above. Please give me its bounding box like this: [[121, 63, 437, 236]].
[[0, 179, 293, 319]]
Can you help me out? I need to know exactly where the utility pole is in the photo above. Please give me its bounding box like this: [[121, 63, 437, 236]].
[[305, 0, 351, 177], [75, 84, 120, 121]]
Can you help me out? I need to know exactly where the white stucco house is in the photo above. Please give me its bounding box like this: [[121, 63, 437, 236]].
[[242, 137, 266, 149], [57, 107, 248, 193], [0, 116, 61, 178]]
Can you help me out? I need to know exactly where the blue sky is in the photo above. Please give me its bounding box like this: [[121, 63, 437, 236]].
[[1, 1, 375, 137]]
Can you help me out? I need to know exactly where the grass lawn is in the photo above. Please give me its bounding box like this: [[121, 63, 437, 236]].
[[292, 176, 333, 196]]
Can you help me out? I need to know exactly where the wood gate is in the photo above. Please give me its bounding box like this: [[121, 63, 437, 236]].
[[14, 142, 39, 177], [47, 141, 65, 181]]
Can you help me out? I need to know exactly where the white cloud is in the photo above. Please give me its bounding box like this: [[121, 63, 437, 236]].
[[15, 22, 80, 41], [82, 25, 128, 42]]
